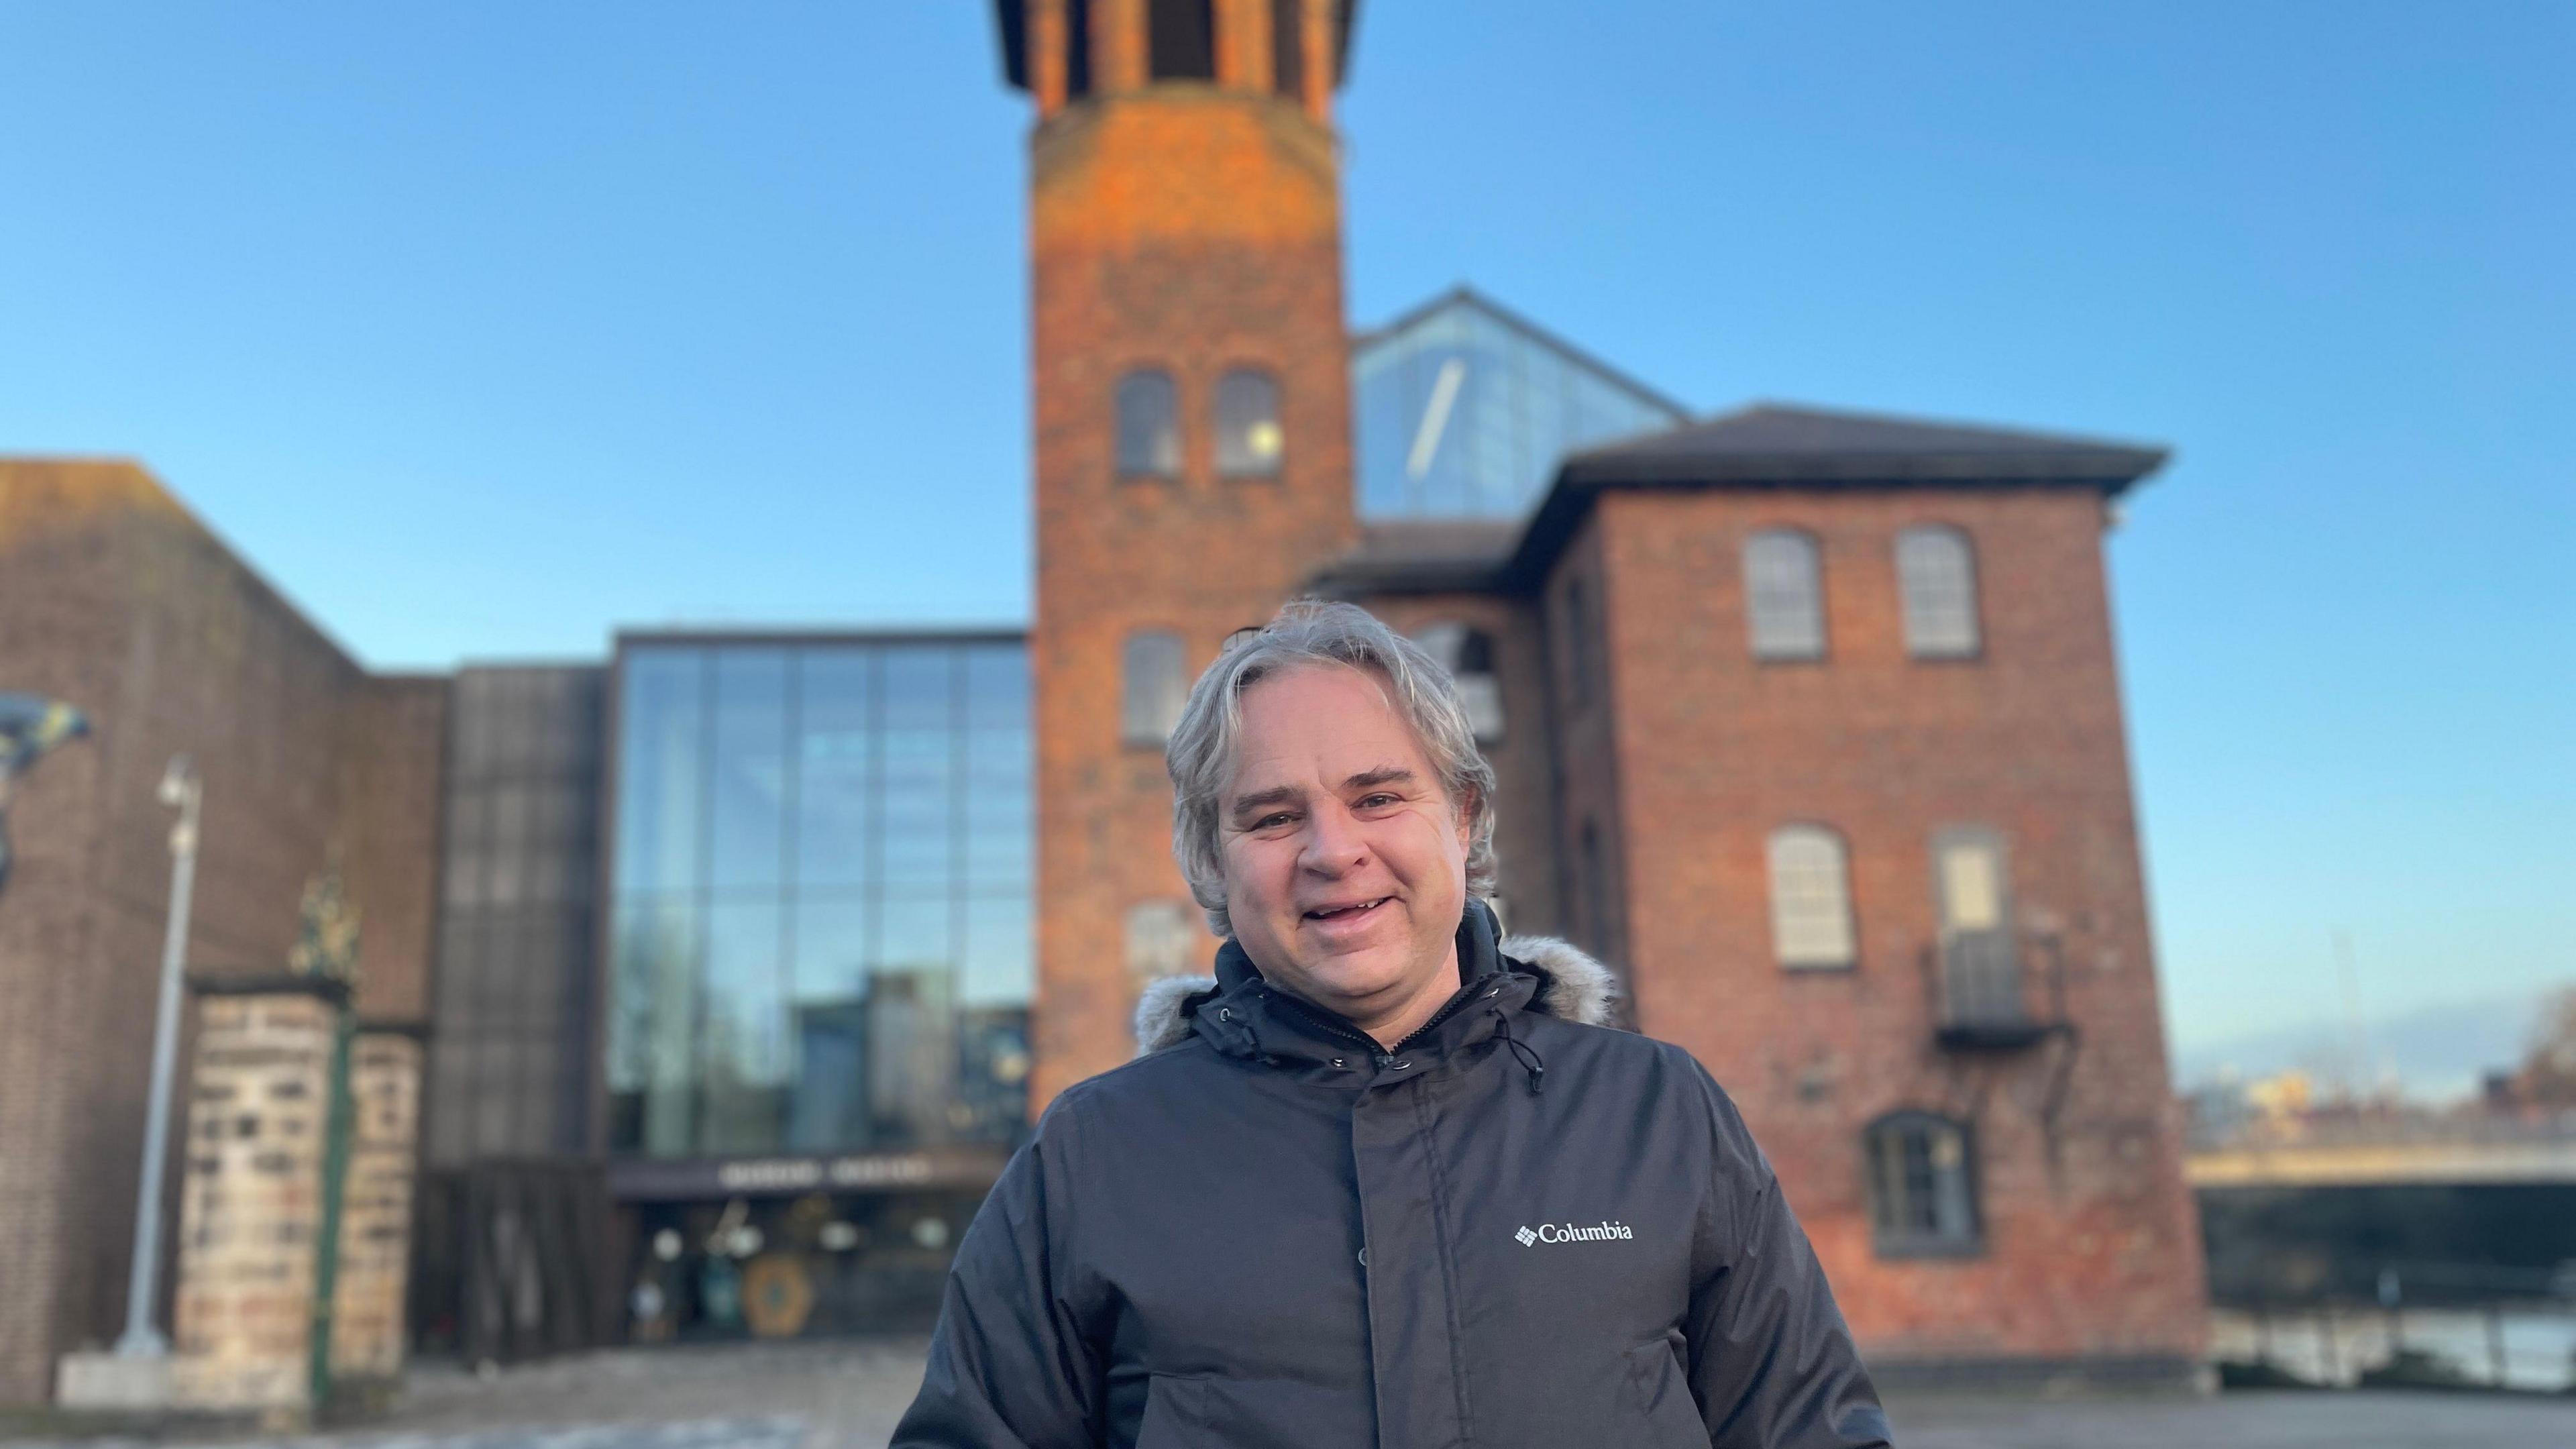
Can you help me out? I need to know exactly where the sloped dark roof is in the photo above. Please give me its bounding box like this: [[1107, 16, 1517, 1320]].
[[1558, 402, 2166, 488], [996, 2, 1363, 91], [1509, 402, 2168, 588], [1304, 519, 1521, 598]]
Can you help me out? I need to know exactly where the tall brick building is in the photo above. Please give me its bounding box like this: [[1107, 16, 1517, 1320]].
[[1002, 0, 2204, 1383]]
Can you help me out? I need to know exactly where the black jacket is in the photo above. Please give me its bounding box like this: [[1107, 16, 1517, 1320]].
[[895, 902, 1892, 1448]]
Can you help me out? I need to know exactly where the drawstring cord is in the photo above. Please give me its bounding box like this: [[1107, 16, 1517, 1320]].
[[1491, 1008, 1546, 1095]]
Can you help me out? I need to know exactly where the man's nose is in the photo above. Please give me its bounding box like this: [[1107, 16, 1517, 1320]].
[[1301, 806, 1368, 875]]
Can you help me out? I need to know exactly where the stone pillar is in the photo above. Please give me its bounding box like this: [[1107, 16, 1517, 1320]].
[[327, 1029, 420, 1384], [166, 978, 345, 1417]]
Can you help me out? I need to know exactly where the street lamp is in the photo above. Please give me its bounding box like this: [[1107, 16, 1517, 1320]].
[[113, 755, 199, 1358]]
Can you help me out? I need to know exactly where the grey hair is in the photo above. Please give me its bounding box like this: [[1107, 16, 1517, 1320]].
[[1167, 599, 1499, 939]]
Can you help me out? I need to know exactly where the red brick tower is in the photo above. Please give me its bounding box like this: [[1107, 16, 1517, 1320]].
[[997, 1, 1362, 1106]]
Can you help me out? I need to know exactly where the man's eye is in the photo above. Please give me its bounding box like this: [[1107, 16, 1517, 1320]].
[[1357, 794, 1399, 809], [1254, 812, 1297, 829]]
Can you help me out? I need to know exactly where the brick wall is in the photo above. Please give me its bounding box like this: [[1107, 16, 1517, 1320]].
[[1025, 78, 1356, 1105], [1584, 485, 2205, 1364], [0, 461, 444, 1403]]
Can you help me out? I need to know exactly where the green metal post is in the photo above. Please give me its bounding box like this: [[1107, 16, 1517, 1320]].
[[307, 1006, 356, 1413]]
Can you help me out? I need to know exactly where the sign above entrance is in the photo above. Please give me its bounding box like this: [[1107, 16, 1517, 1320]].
[[606, 1145, 1011, 1202]]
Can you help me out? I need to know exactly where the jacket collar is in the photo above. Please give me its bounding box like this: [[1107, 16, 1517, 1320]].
[[1132, 900, 1621, 1060]]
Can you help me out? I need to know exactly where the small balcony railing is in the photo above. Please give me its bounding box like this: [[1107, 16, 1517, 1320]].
[[1925, 930, 2069, 1051]]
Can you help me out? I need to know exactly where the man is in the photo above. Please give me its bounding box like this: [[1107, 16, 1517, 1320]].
[[896, 601, 1892, 1448]]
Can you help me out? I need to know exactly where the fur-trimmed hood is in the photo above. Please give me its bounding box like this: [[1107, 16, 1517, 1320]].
[[1133, 929, 1619, 1056]]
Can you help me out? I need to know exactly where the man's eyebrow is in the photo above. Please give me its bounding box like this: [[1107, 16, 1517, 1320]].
[[1344, 765, 1417, 792], [1228, 784, 1300, 817]]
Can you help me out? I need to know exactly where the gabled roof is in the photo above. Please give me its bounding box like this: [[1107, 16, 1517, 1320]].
[[1557, 402, 2167, 489], [1506, 402, 2168, 589]]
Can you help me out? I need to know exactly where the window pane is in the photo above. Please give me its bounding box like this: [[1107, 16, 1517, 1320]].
[[796, 650, 875, 890], [1898, 527, 1981, 658], [1767, 826, 1855, 968], [963, 896, 1035, 1007], [1938, 839, 2004, 932], [1413, 623, 1504, 743], [882, 649, 958, 889], [612, 896, 699, 1157], [698, 900, 787, 1155], [1122, 631, 1187, 745], [865, 965, 956, 1148], [792, 896, 870, 1006], [708, 650, 790, 894], [1116, 369, 1180, 476], [1746, 530, 1825, 660], [1215, 368, 1283, 476], [614, 649, 706, 895]]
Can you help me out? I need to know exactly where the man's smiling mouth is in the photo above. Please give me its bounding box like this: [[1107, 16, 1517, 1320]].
[[1304, 897, 1390, 921]]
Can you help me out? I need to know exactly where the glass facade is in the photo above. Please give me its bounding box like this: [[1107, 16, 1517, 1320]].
[[604, 635, 1034, 1161], [1354, 291, 1688, 521]]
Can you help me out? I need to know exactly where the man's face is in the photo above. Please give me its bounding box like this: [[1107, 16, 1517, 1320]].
[[1219, 663, 1472, 1030]]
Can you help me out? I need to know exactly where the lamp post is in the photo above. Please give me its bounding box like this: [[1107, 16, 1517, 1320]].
[[113, 755, 199, 1358]]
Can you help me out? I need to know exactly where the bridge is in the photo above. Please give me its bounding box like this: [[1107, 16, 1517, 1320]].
[[2187, 1122, 2576, 1188]]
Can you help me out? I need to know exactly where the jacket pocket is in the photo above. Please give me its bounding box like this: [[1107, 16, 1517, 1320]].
[[1624, 1340, 1711, 1449], [1130, 1373, 1373, 1449]]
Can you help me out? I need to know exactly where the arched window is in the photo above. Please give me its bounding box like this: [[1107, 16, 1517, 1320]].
[[1767, 825, 1855, 969], [1864, 1112, 1979, 1255], [1120, 631, 1187, 746], [1896, 525, 1981, 659], [1411, 622, 1503, 744], [1214, 368, 1283, 477], [1124, 900, 1198, 983], [1148, 0, 1216, 81], [1116, 369, 1180, 478], [1745, 529, 1825, 660]]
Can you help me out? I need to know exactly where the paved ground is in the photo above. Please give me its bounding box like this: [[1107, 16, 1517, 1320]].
[[11, 1337, 2574, 1448]]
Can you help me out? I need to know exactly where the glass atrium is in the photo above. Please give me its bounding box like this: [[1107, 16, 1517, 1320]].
[[1353, 290, 1688, 521], [604, 635, 1033, 1161]]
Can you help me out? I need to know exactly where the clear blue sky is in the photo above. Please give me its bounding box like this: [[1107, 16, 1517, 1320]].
[[3, 2, 2568, 1085]]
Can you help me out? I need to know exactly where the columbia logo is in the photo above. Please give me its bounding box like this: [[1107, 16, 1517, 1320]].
[[1516, 1220, 1634, 1246]]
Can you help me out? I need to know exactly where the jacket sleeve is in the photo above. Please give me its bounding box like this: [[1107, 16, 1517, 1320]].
[[891, 1112, 1105, 1448], [1682, 1061, 1895, 1449]]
